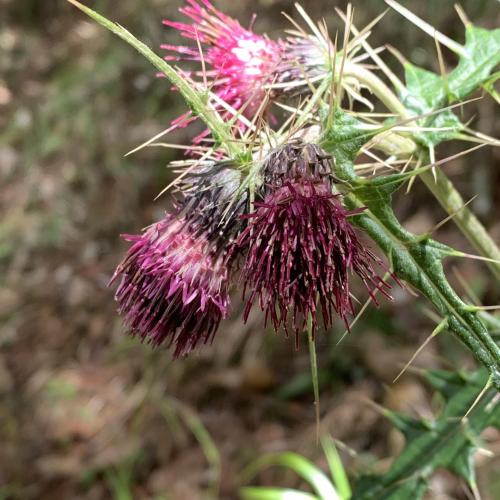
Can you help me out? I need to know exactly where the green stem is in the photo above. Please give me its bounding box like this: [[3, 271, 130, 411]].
[[420, 168, 500, 280], [347, 62, 500, 279], [338, 187, 500, 391], [344, 63, 409, 118], [67, 0, 238, 157], [307, 314, 321, 444]]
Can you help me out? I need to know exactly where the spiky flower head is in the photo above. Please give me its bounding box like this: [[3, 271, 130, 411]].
[[236, 141, 389, 344], [162, 1, 328, 135], [111, 164, 245, 357], [163, 0, 281, 121]]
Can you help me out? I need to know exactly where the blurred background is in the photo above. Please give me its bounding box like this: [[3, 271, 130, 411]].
[[1, 1, 499, 498]]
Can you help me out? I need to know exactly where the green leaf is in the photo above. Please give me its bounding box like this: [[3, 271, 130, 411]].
[[353, 476, 427, 500], [482, 71, 500, 104], [448, 25, 500, 100], [240, 452, 340, 500], [403, 65, 445, 110], [320, 109, 379, 175], [385, 22, 500, 279], [352, 369, 499, 500], [380, 410, 431, 442], [240, 487, 319, 500], [422, 368, 471, 399], [320, 109, 500, 390], [397, 24, 500, 148], [399, 64, 462, 147], [320, 436, 352, 500]]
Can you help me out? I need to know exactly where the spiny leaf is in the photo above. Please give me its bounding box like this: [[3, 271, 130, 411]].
[[403, 65, 444, 110], [448, 25, 500, 100], [318, 108, 380, 174], [387, 21, 500, 278], [422, 368, 471, 398], [380, 410, 431, 442], [352, 368, 499, 499], [320, 108, 500, 391], [400, 65, 462, 147], [396, 24, 500, 148]]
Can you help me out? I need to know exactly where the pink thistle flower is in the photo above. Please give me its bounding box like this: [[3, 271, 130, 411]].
[[111, 164, 245, 357], [162, 1, 321, 136], [236, 141, 390, 345], [113, 217, 229, 357], [162, 0, 281, 122]]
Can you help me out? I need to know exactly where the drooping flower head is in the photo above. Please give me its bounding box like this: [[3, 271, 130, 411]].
[[236, 141, 390, 345], [111, 164, 246, 357]]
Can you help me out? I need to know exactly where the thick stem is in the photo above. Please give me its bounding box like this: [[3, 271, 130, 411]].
[[346, 62, 500, 279], [332, 185, 500, 391], [420, 168, 500, 280]]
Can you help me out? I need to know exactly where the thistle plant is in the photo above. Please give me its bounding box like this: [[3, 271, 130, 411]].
[[68, 0, 500, 497]]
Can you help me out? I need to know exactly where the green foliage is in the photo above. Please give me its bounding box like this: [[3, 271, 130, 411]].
[[352, 369, 498, 499], [320, 108, 500, 390], [240, 488, 318, 500], [449, 25, 500, 100], [240, 439, 348, 500], [320, 436, 352, 500], [402, 24, 500, 105], [240, 369, 498, 500], [105, 465, 135, 500], [399, 25, 500, 147], [388, 19, 500, 278], [400, 64, 463, 146]]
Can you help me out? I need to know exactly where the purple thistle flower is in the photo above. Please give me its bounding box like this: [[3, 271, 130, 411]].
[[111, 164, 245, 357], [236, 141, 390, 345]]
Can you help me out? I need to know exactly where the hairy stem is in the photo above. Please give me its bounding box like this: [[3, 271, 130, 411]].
[[420, 168, 500, 280], [346, 62, 500, 279], [340, 188, 500, 391]]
